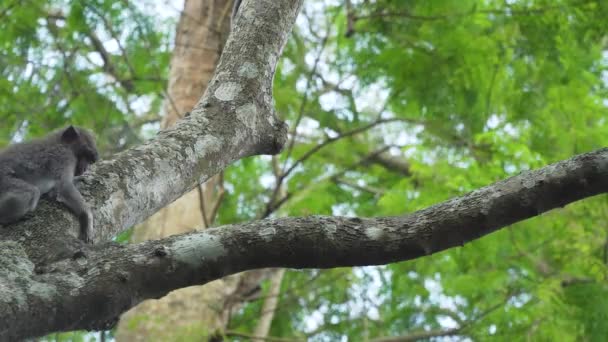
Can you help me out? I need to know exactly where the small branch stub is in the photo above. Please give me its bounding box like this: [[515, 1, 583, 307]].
[[154, 245, 167, 257]]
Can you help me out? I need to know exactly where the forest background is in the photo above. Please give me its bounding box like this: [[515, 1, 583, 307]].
[[1, 0, 608, 340]]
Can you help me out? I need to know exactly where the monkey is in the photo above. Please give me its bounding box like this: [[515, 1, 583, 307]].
[[0, 125, 99, 243]]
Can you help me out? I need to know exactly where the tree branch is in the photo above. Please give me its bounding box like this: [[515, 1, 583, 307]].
[[354, 3, 578, 22], [2, 147, 608, 339], [1, 0, 303, 265], [366, 152, 411, 177], [265, 118, 414, 216], [85, 28, 135, 92], [225, 330, 304, 342], [369, 328, 460, 342]]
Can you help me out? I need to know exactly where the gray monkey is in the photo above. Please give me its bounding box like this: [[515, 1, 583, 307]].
[[0, 125, 98, 243]]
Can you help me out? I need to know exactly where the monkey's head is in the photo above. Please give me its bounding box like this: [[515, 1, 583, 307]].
[[60, 126, 99, 176]]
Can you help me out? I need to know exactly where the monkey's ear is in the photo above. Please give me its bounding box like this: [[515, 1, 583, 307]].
[[61, 125, 80, 142]]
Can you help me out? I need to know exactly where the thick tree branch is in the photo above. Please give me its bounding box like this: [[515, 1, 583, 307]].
[[2, 148, 608, 339], [0, 0, 303, 265]]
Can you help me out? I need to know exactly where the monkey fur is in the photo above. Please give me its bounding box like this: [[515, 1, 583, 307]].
[[0, 125, 99, 243]]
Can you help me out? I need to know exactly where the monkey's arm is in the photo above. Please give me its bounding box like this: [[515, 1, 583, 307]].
[[56, 178, 93, 243]]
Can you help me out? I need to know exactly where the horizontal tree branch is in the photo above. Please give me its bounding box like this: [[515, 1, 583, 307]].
[[369, 328, 460, 342], [354, 4, 576, 22], [2, 147, 608, 339], [225, 330, 303, 342]]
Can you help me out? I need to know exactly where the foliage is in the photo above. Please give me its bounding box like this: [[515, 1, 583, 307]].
[[0, 0, 170, 152], [245, 0, 608, 340]]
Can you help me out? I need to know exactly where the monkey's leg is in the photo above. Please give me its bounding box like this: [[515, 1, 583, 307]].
[[0, 178, 40, 225]]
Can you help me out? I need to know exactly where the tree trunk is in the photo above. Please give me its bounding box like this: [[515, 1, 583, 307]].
[[115, 0, 234, 340], [252, 268, 286, 339]]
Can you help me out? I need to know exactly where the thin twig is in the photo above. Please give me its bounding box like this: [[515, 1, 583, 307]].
[[281, 33, 330, 170], [284, 117, 415, 178], [224, 330, 304, 342], [197, 184, 210, 228], [265, 119, 410, 216], [344, 0, 355, 37], [355, 3, 576, 22], [208, 172, 226, 224], [332, 177, 385, 195]]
